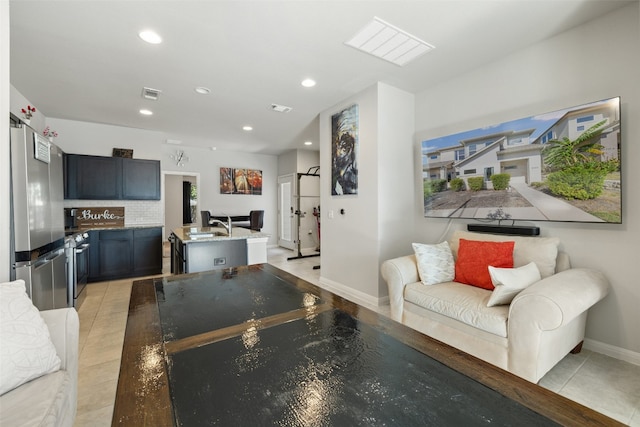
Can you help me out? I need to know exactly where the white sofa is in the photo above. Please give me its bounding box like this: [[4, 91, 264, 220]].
[[381, 230, 610, 383], [0, 308, 79, 427]]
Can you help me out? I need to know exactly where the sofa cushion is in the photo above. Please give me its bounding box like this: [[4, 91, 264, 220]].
[[412, 241, 455, 286], [0, 370, 71, 426], [404, 281, 509, 337], [449, 230, 560, 278], [487, 262, 541, 307], [0, 280, 61, 396], [454, 239, 514, 290]]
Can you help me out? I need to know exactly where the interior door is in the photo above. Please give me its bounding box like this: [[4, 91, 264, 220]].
[[277, 174, 296, 250]]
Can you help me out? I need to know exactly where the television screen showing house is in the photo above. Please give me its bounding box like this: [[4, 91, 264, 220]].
[[421, 96, 621, 223]]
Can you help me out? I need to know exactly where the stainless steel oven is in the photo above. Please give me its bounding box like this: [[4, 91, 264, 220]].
[[65, 232, 89, 308]]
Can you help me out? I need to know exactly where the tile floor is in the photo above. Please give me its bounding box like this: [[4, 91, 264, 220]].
[[73, 246, 640, 426]]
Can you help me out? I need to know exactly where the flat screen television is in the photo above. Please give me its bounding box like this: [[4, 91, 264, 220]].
[[421, 96, 621, 224]]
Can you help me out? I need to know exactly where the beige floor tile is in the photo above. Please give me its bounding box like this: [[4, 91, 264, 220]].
[[629, 407, 640, 427], [78, 358, 121, 389], [539, 350, 591, 392], [80, 331, 125, 368], [557, 351, 640, 424], [76, 378, 118, 416], [74, 404, 114, 427]]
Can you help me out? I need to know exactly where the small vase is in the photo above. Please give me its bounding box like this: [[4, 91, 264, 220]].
[[47, 136, 54, 142], [23, 118, 31, 125]]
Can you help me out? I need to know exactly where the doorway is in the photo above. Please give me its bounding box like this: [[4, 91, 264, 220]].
[[164, 172, 200, 240], [277, 174, 296, 250]]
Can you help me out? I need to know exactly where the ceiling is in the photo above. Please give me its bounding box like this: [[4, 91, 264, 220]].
[[9, 0, 633, 155]]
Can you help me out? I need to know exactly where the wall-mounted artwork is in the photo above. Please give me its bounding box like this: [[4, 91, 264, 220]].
[[220, 168, 262, 195], [421, 96, 621, 223], [331, 104, 359, 195]]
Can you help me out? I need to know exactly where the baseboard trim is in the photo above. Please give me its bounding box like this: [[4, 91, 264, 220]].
[[584, 338, 640, 366], [318, 276, 386, 309]]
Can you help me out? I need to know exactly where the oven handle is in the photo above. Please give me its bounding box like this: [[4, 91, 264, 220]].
[[75, 243, 90, 254]]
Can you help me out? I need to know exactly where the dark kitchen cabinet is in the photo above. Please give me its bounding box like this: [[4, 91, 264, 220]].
[[122, 159, 161, 200], [65, 154, 160, 200], [65, 154, 121, 199], [88, 227, 162, 282], [133, 228, 163, 276]]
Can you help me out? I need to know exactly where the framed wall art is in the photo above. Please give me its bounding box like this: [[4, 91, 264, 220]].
[[220, 167, 263, 195], [421, 96, 621, 223], [331, 104, 359, 195]]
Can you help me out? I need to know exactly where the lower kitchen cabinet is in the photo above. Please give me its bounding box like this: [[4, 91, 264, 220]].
[[88, 227, 162, 282]]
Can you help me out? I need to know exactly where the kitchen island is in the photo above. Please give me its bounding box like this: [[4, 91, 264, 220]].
[[170, 226, 269, 274]]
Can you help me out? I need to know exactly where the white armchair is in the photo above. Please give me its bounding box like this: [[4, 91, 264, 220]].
[[0, 308, 79, 427]]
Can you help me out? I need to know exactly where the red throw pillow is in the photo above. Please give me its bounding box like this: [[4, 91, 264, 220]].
[[454, 239, 515, 290]]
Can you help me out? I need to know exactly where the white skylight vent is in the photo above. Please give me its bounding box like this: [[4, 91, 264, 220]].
[[142, 87, 162, 100], [345, 17, 434, 66], [270, 103, 292, 113]]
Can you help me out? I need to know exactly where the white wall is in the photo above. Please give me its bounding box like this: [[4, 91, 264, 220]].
[[319, 83, 415, 305], [412, 3, 640, 356], [1, 2, 9, 280]]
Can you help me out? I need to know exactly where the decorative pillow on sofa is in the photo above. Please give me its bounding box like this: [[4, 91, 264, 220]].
[[412, 241, 455, 285], [487, 262, 541, 307], [0, 280, 61, 396], [454, 239, 515, 290], [448, 230, 560, 278]]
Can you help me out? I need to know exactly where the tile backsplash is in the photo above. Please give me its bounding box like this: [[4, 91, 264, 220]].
[[64, 200, 163, 226]]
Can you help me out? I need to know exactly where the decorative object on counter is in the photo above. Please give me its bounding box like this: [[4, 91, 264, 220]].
[[74, 207, 125, 229], [170, 150, 189, 167], [42, 126, 58, 142], [331, 103, 359, 196], [20, 105, 36, 124], [113, 148, 133, 158], [220, 167, 262, 195]]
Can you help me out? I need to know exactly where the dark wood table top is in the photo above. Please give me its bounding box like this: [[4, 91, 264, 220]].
[[113, 265, 623, 427]]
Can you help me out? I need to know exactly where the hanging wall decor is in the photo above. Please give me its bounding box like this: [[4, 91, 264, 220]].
[[421, 96, 621, 223], [220, 167, 263, 195], [331, 104, 359, 195]]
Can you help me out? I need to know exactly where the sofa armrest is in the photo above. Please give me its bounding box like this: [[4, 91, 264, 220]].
[[381, 255, 419, 321], [40, 308, 79, 379], [508, 268, 609, 382], [509, 268, 609, 331]]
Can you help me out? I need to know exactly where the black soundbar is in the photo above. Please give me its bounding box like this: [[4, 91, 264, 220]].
[[467, 224, 540, 236]]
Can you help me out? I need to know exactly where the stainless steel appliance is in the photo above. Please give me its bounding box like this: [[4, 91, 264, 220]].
[[10, 123, 68, 310], [65, 232, 89, 308]]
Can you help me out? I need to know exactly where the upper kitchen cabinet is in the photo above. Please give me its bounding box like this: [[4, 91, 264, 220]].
[[65, 154, 160, 200], [122, 158, 161, 200], [65, 154, 121, 199]]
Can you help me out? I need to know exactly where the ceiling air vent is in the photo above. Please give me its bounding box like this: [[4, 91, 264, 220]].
[[270, 103, 292, 113], [142, 87, 162, 100]]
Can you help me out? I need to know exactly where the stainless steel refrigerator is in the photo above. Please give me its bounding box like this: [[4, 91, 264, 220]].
[[10, 123, 67, 310]]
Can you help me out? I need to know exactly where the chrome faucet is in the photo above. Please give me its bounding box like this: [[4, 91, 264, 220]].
[[209, 215, 232, 235]]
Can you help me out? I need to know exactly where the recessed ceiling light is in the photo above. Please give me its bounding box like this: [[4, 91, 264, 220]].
[[304, 141, 313, 146], [210, 147, 217, 151], [138, 30, 162, 44], [243, 125, 253, 131], [195, 87, 211, 95], [345, 17, 434, 66], [139, 109, 153, 116], [301, 78, 316, 88]]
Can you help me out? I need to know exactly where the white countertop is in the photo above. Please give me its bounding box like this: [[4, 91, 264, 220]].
[[172, 226, 269, 243]]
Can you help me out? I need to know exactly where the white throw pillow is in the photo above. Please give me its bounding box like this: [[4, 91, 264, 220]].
[[0, 280, 61, 396], [487, 262, 541, 307], [412, 241, 455, 286]]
